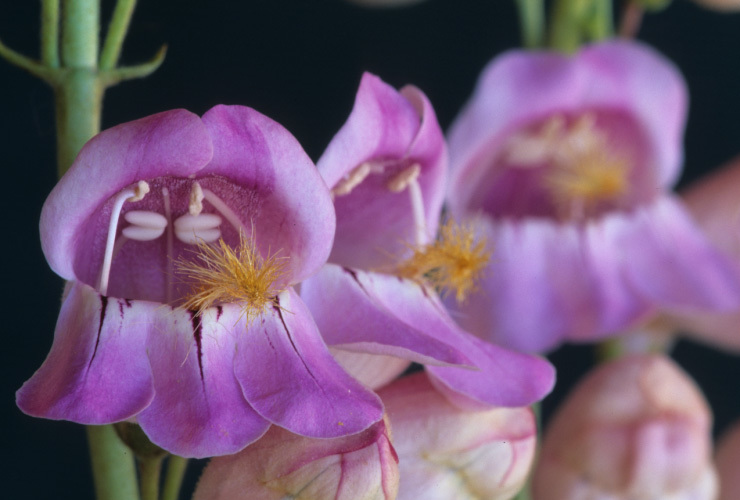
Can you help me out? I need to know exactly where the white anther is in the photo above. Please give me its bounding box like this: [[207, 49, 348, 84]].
[[189, 181, 205, 216], [122, 226, 166, 241], [332, 163, 374, 196], [176, 228, 221, 244], [124, 210, 168, 229], [174, 213, 223, 244], [387, 164, 421, 193], [174, 213, 222, 231]]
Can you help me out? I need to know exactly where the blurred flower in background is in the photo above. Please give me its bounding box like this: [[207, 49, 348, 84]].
[[445, 40, 740, 353], [533, 355, 717, 499]]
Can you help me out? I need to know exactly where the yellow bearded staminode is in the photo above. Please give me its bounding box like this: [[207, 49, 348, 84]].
[[545, 146, 629, 213], [397, 219, 490, 303], [176, 230, 288, 323]]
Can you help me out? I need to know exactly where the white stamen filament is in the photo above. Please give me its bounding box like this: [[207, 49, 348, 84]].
[[162, 187, 174, 304], [99, 181, 150, 295], [201, 188, 247, 234]]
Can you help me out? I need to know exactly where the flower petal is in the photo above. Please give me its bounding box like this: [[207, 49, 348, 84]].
[[234, 288, 383, 438], [318, 73, 447, 269], [41, 109, 214, 281], [300, 264, 472, 366], [609, 196, 740, 311], [200, 104, 336, 283], [427, 333, 555, 409], [17, 282, 154, 423], [137, 304, 270, 458]]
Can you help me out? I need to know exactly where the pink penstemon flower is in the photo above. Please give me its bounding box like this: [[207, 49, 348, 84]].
[[445, 40, 740, 353], [17, 105, 383, 458], [301, 72, 554, 408]]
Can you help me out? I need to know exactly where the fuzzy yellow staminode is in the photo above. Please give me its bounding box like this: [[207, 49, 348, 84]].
[[546, 147, 629, 211], [176, 230, 288, 323], [397, 219, 490, 303]]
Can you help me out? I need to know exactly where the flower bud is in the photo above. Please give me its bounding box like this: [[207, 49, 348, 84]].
[[715, 420, 740, 500], [379, 373, 536, 500], [533, 355, 717, 500], [193, 418, 398, 500], [330, 348, 411, 390]]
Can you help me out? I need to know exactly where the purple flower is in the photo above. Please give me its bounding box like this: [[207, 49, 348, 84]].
[[445, 40, 740, 353], [301, 73, 554, 409], [17, 106, 383, 458]]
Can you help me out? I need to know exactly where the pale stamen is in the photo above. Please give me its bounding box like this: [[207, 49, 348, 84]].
[[122, 210, 168, 241], [189, 181, 205, 216], [162, 187, 174, 304], [332, 163, 374, 197], [201, 188, 247, 234], [174, 213, 223, 244], [386, 164, 428, 246], [99, 181, 150, 295]]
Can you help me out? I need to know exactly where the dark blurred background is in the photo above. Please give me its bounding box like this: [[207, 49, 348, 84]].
[[2, 0, 740, 497]]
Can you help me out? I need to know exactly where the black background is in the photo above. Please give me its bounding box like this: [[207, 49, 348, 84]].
[[3, 1, 740, 498]]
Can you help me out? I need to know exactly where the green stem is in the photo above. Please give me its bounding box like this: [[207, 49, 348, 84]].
[[54, 70, 103, 175], [161, 456, 188, 500], [547, 0, 584, 52], [139, 456, 164, 500], [41, 0, 60, 67], [586, 0, 614, 41], [514, 0, 545, 49], [100, 0, 137, 70], [87, 426, 140, 500]]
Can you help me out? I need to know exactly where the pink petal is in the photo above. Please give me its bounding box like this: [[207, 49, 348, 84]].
[[318, 73, 447, 269], [137, 304, 270, 458], [608, 196, 740, 311], [427, 333, 555, 409], [448, 215, 648, 353], [234, 288, 383, 438], [300, 264, 472, 366], [201, 105, 336, 283], [41, 109, 213, 281], [16, 282, 154, 423]]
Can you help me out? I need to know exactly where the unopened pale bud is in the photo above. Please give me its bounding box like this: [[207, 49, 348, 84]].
[[533, 354, 717, 500], [193, 418, 398, 500], [716, 420, 740, 500], [379, 372, 536, 500]]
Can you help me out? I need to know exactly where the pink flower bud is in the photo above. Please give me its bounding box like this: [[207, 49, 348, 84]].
[[533, 355, 717, 499], [193, 418, 398, 500], [379, 373, 536, 499], [715, 420, 740, 500]]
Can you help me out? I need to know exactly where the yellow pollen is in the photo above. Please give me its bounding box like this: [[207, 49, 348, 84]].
[[397, 219, 490, 303], [545, 147, 629, 206], [175, 230, 288, 323]]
